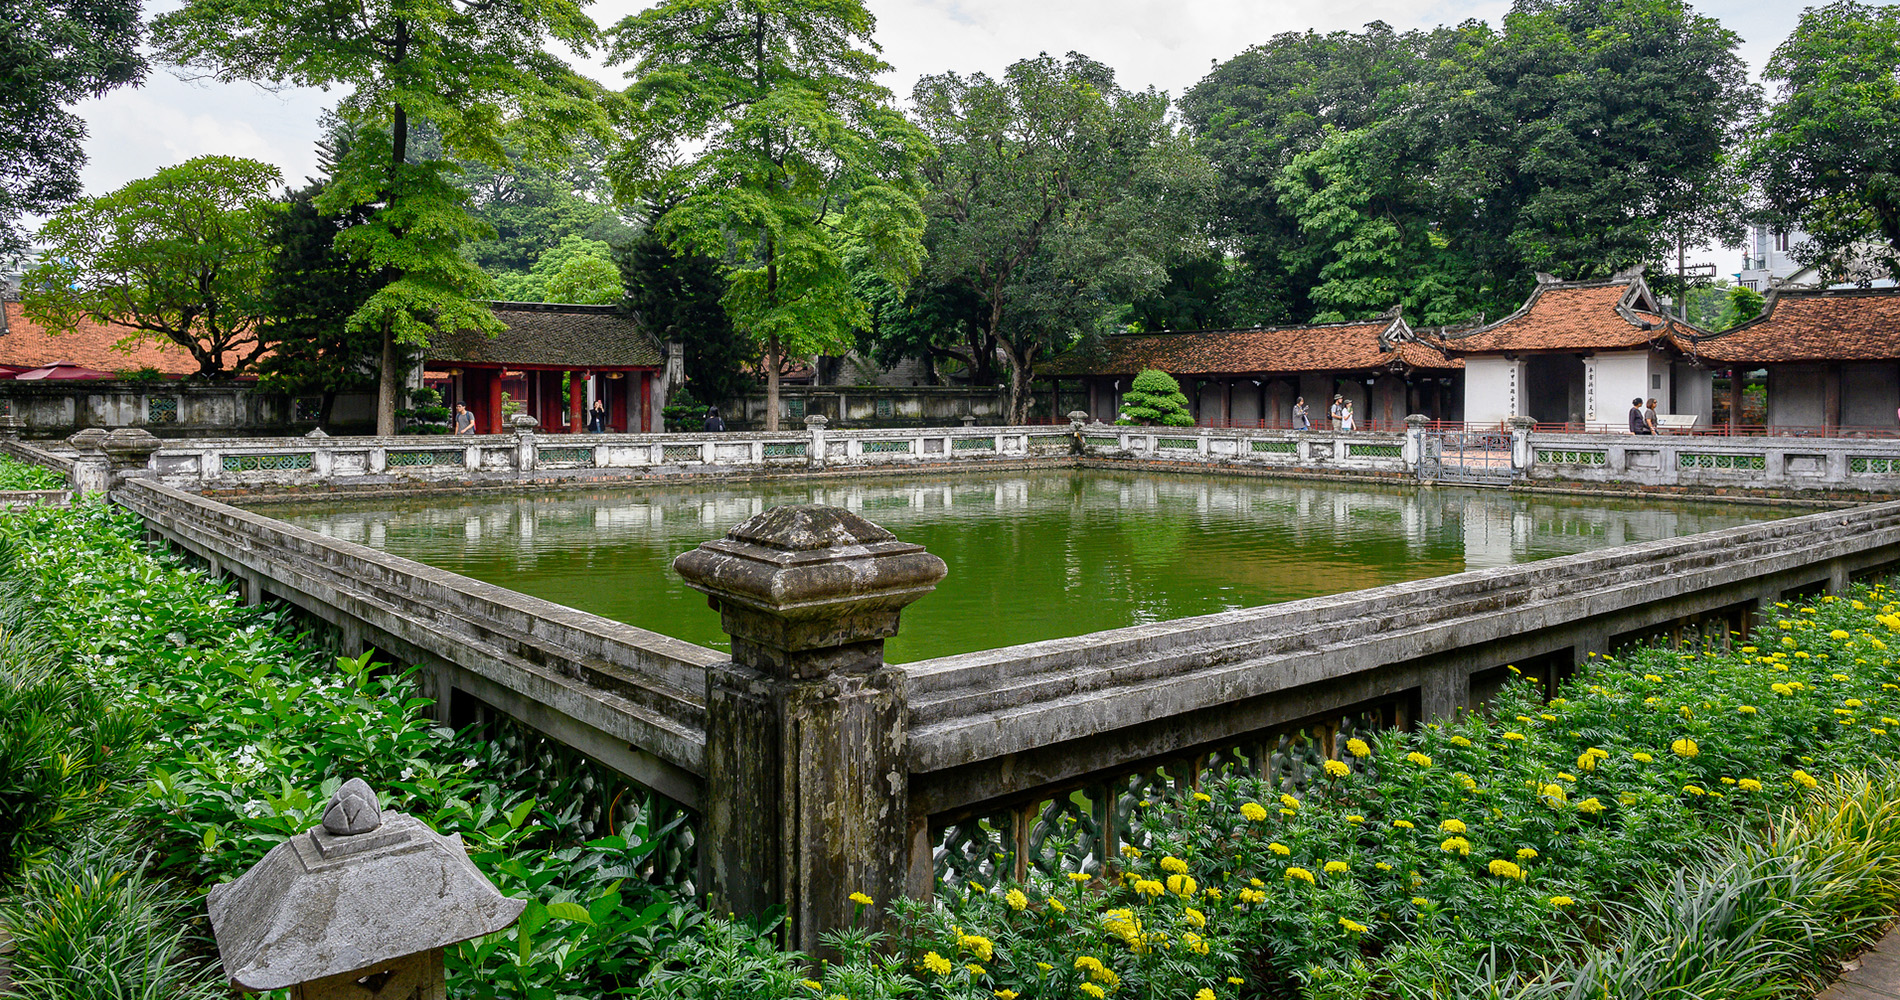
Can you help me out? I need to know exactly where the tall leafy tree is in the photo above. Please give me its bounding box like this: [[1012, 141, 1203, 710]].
[[23, 155, 280, 378], [911, 53, 1215, 423], [152, 0, 611, 433], [0, 0, 145, 259], [607, 0, 931, 430], [619, 201, 754, 409], [1749, 1, 1900, 282]]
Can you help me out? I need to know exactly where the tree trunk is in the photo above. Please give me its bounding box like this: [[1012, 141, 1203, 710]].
[[376, 321, 398, 436], [1003, 343, 1034, 425], [765, 333, 781, 432]]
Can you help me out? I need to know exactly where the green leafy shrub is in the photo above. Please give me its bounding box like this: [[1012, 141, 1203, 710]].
[[1115, 369, 1195, 427], [0, 454, 66, 491], [663, 387, 711, 432]]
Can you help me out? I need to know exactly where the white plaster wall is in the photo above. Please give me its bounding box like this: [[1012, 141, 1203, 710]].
[[1593, 352, 1651, 426], [1769, 366, 1825, 428], [1844, 363, 1900, 428], [1645, 352, 1673, 412], [1463, 357, 1524, 425]]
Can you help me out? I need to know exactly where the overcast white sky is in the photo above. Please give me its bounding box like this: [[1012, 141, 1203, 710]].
[[72, 0, 1805, 272]]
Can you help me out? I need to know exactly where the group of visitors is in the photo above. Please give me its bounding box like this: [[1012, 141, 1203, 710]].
[[1627, 397, 1661, 435], [1292, 394, 1355, 431]]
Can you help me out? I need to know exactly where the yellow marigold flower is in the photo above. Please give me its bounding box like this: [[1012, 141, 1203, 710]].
[[1134, 879, 1164, 897], [1577, 752, 1597, 771], [1193, 791, 1212, 802], [1440, 836, 1471, 856], [1393, 819, 1415, 829], [1160, 855, 1189, 874], [1204, 886, 1222, 900], [1407, 751, 1433, 767], [1517, 847, 1538, 860], [1250, 877, 1265, 887], [1832, 629, 1852, 640], [1450, 735, 1473, 747], [1412, 896, 1429, 905], [995, 992, 1018, 1000], [849, 891, 874, 906], [1229, 978, 1246, 986], [1269, 842, 1291, 856], [1323, 759, 1351, 778], [1671, 738, 1699, 758], [1183, 906, 1206, 928], [1539, 783, 1567, 804], [1771, 683, 1793, 696], [1644, 673, 1664, 682], [1460, 774, 1478, 791], [1090, 967, 1119, 988], [922, 951, 952, 976], [1183, 931, 1209, 955], [958, 933, 994, 962], [1166, 873, 1197, 897], [1037, 963, 1052, 972], [1050, 898, 1067, 914], [1683, 784, 1705, 796], [1004, 888, 1028, 911], [1073, 956, 1103, 973], [1120, 843, 1142, 858], [1502, 732, 1526, 742], [1576, 797, 1605, 814], [1487, 859, 1525, 880], [801, 980, 822, 990], [1346, 737, 1372, 757], [1796, 651, 1812, 659], [1793, 769, 1819, 789], [1540, 713, 1557, 722], [1742, 646, 1758, 653], [1239, 801, 1268, 821], [1846, 698, 1865, 708], [1279, 793, 1300, 809], [1439, 818, 1467, 834], [1557, 772, 1576, 781], [1080, 984, 1106, 999], [1194, 990, 1216, 1000], [1720, 776, 1735, 784], [1347, 814, 1365, 823], [1236, 887, 1265, 904], [966, 964, 985, 976], [1339, 917, 1370, 933], [1738, 778, 1763, 792], [1323, 860, 1349, 875], [1068, 872, 1092, 882], [1375, 862, 1392, 871], [1549, 895, 1574, 906], [1285, 866, 1316, 884], [1738, 704, 1757, 715]]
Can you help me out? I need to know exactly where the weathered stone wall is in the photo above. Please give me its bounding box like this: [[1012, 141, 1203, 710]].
[[0, 380, 344, 438]]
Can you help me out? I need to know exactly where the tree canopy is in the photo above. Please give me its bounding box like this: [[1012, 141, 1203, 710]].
[[1749, 0, 1900, 283], [24, 155, 280, 378], [910, 52, 1214, 423], [608, 0, 930, 430], [0, 0, 145, 259]]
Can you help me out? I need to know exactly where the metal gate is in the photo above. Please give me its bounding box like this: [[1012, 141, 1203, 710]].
[[1418, 429, 1516, 486]]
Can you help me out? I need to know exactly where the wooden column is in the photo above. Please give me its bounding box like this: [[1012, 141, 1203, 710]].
[[1825, 363, 1842, 434], [1220, 379, 1233, 426], [568, 372, 586, 434], [1728, 369, 1743, 434], [640, 372, 653, 433]]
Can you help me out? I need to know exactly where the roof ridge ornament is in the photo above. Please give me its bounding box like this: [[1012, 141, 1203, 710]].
[[1535, 271, 1564, 285]]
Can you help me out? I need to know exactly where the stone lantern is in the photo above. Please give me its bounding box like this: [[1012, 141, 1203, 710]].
[[207, 779, 524, 999]]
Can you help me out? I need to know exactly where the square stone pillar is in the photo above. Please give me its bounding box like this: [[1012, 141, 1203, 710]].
[[673, 506, 946, 953]]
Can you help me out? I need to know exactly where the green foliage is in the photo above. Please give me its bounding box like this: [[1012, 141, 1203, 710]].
[[458, 142, 636, 278], [0, 455, 65, 491], [911, 53, 1215, 422], [1115, 369, 1195, 427], [660, 387, 710, 433], [1714, 284, 1766, 331], [620, 200, 755, 407], [0, 0, 145, 258], [608, 0, 930, 428], [495, 235, 620, 304], [23, 155, 282, 378], [1749, 1, 1900, 282], [0, 837, 221, 1000]]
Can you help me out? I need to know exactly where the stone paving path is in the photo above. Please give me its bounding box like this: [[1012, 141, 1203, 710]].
[[1822, 928, 1900, 1000]]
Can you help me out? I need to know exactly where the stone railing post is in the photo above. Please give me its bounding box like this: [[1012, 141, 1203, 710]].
[[1508, 415, 1536, 472], [207, 779, 522, 999], [67, 428, 111, 494], [1402, 414, 1430, 472], [805, 413, 828, 470], [673, 506, 946, 953], [511, 413, 539, 473], [0, 414, 23, 439], [102, 428, 163, 485]]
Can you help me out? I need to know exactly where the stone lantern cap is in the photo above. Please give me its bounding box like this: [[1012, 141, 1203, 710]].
[[672, 505, 946, 672], [206, 779, 525, 992]]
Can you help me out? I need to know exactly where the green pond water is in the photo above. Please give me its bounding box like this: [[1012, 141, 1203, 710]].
[[264, 471, 1796, 663]]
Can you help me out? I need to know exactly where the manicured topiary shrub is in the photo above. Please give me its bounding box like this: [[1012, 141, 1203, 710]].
[[1116, 369, 1194, 427]]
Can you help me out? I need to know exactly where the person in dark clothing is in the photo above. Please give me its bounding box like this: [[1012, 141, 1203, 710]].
[[703, 406, 726, 432], [1628, 397, 1651, 434], [589, 398, 606, 433]]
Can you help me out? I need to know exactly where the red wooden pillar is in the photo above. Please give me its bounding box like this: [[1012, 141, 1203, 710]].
[[568, 371, 586, 434], [1220, 380, 1232, 427], [640, 372, 653, 433], [485, 369, 504, 434]]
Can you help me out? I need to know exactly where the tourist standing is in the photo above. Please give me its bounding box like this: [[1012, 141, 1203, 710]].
[[1293, 396, 1310, 431], [453, 402, 476, 435], [1628, 397, 1650, 434], [1329, 395, 1345, 429], [1644, 398, 1660, 435], [589, 398, 607, 433], [1340, 400, 1356, 431], [703, 406, 726, 432]]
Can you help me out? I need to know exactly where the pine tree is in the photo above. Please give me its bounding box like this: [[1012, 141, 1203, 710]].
[[1117, 369, 1196, 427]]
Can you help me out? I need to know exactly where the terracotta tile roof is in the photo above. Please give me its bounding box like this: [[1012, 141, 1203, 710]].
[[1039, 318, 1461, 377], [1689, 288, 1900, 364], [1441, 277, 1703, 354], [0, 302, 202, 376], [429, 303, 663, 369]]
